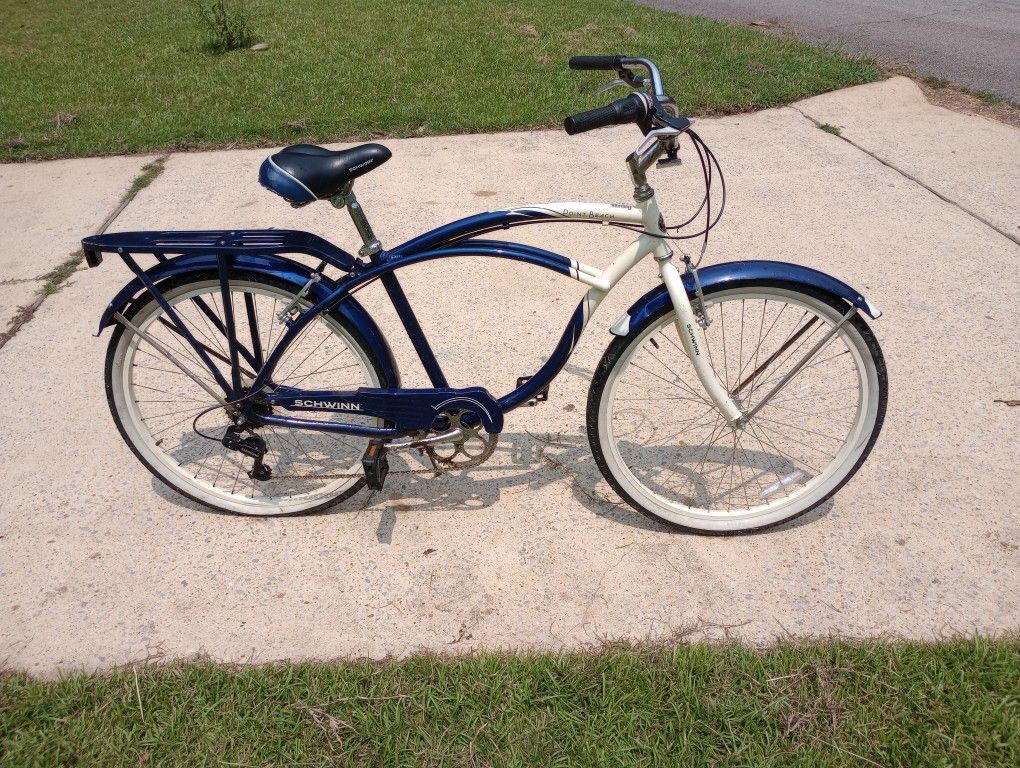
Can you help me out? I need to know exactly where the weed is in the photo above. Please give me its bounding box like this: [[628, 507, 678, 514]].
[[190, 0, 254, 54], [40, 253, 84, 295]]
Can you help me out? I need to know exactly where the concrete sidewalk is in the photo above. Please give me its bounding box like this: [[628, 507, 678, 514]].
[[1, 78, 1017, 675], [0, 157, 153, 333]]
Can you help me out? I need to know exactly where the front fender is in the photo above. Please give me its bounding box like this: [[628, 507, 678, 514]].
[[611, 260, 882, 336], [97, 253, 400, 386]]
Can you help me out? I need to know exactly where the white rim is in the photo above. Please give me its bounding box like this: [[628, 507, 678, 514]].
[[597, 288, 881, 531], [110, 279, 381, 515]]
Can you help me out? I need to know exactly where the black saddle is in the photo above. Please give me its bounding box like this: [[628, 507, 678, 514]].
[[259, 143, 392, 206]]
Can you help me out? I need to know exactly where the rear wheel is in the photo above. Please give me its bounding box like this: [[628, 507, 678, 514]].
[[105, 271, 390, 515], [588, 282, 887, 533]]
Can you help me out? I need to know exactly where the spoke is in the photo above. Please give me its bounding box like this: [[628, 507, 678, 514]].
[[280, 349, 357, 387], [655, 411, 724, 500], [748, 322, 834, 401], [798, 347, 852, 374], [143, 402, 218, 425], [145, 324, 220, 383], [768, 386, 857, 407], [131, 382, 208, 402], [750, 415, 845, 443], [615, 394, 716, 404], [132, 362, 208, 379], [749, 419, 831, 466], [191, 297, 231, 360], [264, 298, 279, 362], [718, 431, 738, 510], [273, 322, 319, 377], [737, 299, 745, 391], [277, 362, 360, 386], [210, 450, 229, 488], [763, 401, 856, 425], [640, 405, 726, 448], [738, 310, 816, 395], [278, 330, 332, 384], [658, 332, 721, 405], [737, 300, 787, 387], [746, 417, 821, 477], [148, 411, 210, 439], [627, 361, 697, 396], [736, 426, 792, 501], [719, 299, 729, 389], [692, 416, 732, 481], [135, 346, 217, 386]]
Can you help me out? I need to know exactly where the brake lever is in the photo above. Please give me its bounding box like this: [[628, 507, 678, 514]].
[[597, 72, 648, 96], [596, 78, 632, 95]]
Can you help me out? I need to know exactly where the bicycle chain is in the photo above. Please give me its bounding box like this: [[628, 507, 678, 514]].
[[266, 451, 484, 482], [266, 409, 498, 481]]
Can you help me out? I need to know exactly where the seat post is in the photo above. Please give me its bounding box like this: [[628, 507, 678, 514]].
[[331, 182, 382, 259]]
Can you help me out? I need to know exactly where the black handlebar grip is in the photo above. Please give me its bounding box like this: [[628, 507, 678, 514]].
[[568, 55, 623, 71], [563, 94, 648, 135]]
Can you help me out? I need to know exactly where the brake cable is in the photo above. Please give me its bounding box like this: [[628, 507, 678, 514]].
[[606, 128, 725, 266]]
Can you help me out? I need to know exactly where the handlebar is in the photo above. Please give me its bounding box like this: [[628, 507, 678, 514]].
[[563, 56, 692, 138], [568, 55, 624, 71], [568, 54, 666, 97], [564, 93, 651, 135]]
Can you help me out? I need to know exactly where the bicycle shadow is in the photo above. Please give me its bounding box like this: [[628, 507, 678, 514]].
[[152, 429, 835, 535], [375, 429, 666, 532]]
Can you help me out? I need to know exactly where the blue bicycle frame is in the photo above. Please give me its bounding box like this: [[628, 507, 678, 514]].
[[84, 207, 605, 439], [83, 202, 879, 440]]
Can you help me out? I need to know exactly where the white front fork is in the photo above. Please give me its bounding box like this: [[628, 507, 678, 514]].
[[658, 255, 745, 425]]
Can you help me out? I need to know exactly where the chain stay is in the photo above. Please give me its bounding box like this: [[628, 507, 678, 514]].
[[266, 408, 497, 481]]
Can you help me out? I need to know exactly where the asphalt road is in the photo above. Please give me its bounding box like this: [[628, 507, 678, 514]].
[[640, 0, 1020, 101]]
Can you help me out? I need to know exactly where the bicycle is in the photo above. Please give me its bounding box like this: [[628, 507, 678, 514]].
[[82, 55, 887, 533]]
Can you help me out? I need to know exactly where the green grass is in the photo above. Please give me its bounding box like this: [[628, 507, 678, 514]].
[[978, 90, 1005, 105], [33, 157, 166, 296], [2, 638, 1017, 766], [0, 0, 881, 161], [125, 157, 168, 196], [922, 75, 952, 89], [818, 123, 842, 136], [39, 254, 83, 295]]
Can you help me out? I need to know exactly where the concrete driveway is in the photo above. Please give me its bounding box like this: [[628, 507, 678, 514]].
[[1, 78, 1017, 675], [642, 0, 1020, 101]]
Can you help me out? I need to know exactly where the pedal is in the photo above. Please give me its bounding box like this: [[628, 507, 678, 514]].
[[516, 376, 549, 406], [361, 441, 390, 490]]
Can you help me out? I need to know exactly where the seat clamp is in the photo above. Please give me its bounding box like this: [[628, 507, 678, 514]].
[[359, 239, 383, 259]]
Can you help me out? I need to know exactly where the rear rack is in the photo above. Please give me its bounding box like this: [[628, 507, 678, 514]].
[[80, 229, 359, 271]]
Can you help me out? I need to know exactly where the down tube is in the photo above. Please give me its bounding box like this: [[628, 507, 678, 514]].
[[500, 291, 601, 411]]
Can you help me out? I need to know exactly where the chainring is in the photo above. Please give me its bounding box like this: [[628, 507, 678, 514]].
[[423, 408, 498, 470]]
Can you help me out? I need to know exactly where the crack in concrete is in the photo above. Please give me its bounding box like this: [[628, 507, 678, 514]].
[[0, 275, 49, 286], [790, 106, 1020, 248], [0, 155, 171, 353]]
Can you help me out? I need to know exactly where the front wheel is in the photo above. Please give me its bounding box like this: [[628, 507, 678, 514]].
[[587, 281, 887, 533]]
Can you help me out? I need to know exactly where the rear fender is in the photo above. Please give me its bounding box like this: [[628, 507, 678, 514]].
[[611, 260, 882, 336], [97, 253, 400, 386]]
